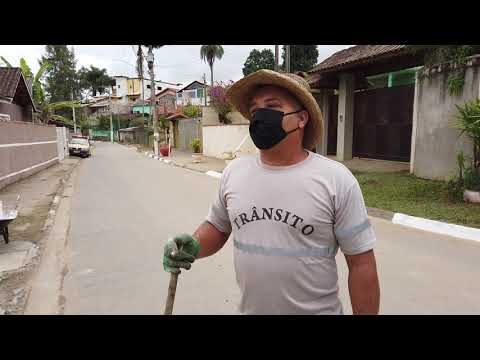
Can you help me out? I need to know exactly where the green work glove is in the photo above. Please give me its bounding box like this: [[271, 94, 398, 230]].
[[163, 234, 200, 274]]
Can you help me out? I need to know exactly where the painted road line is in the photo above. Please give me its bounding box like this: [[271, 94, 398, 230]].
[[205, 171, 222, 179], [392, 212, 480, 242]]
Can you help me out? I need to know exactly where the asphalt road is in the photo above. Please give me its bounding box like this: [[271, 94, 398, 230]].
[[62, 142, 480, 314]]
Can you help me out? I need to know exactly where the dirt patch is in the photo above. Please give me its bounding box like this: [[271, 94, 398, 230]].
[[0, 158, 80, 315]]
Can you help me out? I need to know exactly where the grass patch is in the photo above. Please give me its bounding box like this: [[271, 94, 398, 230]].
[[354, 171, 480, 228]]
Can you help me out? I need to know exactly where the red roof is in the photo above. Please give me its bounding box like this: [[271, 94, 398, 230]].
[[166, 112, 188, 121]]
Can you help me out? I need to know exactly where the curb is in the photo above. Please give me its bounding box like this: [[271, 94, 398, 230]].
[[366, 207, 480, 242], [136, 146, 480, 243], [42, 160, 81, 232]]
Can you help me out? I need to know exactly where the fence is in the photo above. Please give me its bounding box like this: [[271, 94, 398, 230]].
[[0, 121, 58, 190]]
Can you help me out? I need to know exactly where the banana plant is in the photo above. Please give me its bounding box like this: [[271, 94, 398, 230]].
[[1, 56, 52, 106], [39, 100, 82, 125]]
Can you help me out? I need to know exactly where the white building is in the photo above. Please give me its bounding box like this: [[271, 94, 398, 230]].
[[111, 76, 182, 106], [176, 80, 210, 107]]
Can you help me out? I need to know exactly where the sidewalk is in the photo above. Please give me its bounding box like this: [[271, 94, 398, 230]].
[[168, 149, 227, 173], [0, 157, 80, 314]]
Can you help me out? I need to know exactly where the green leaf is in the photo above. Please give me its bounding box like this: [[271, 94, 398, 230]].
[[0, 56, 12, 67]]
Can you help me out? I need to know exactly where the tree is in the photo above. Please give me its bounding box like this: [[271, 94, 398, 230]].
[[281, 45, 319, 73], [78, 65, 114, 97], [0, 56, 52, 106], [200, 45, 224, 86], [242, 49, 275, 76], [40, 45, 79, 102]]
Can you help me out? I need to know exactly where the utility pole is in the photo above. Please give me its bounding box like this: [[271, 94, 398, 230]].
[[71, 91, 77, 133], [285, 45, 291, 73], [274, 45, 279, 72], [109, 95, 113, 143], [147, 46, 160, 157], [202, 73, 207, 106]]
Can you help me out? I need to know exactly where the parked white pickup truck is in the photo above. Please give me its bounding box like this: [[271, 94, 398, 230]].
[[68, 137, 91, 158]]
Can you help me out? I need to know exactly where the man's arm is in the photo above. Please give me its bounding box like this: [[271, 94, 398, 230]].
[[344, 249, 380, 315], [193, 221, 230, 259]]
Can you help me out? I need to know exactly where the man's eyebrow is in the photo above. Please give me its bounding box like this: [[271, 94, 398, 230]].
[[248, 97, 282, 110]]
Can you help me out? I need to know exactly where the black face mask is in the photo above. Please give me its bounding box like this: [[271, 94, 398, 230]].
[[249, 108, 304, 150]]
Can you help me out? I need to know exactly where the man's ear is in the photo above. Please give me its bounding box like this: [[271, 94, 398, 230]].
[[299, 110, 309, 129]]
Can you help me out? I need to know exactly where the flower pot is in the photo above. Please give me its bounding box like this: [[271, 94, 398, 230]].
[[192, 153, 202, 163], [159, 145, 170, 157], [464, 190, 480, 203]]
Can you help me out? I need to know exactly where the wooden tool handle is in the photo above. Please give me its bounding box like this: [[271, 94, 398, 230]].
[[164, 272, 179, 315]]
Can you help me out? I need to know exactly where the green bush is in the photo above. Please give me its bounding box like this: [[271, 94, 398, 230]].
[[464, 166, 480, 191], [183, 105, 202, 118], [130, 117, 146, 127]]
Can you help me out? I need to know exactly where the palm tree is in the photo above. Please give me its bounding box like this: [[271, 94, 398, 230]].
[[200, 45, 224, 86]]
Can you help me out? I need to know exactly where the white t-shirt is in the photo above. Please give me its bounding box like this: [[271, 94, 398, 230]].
[[206, 150, 376, 315]]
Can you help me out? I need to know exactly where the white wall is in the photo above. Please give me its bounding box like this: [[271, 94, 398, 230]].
[[411, 57, 480, 180], [202, 124, 258, 159]]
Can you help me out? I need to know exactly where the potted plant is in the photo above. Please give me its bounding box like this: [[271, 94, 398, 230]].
[[451, 98, 480, 202], [159, 143, 170, 156], [191, 138, 202, 162]]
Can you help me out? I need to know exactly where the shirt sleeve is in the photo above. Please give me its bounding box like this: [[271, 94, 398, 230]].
[[334, 181, 376, 255], [205, 174, 232, 234]]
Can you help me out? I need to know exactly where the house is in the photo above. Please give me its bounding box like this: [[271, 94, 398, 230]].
[[176, 80, 210, 107], [0, 67, 38, 122], [131, 87, 179, 117], [111, 75, 182, 108], [84, 95, 111, 118], [307, 45, 480, 180], [155, 88, 178, 115]]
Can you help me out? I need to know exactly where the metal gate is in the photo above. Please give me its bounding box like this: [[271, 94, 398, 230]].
[[328, 84, 414, 162], [176, 118, 202, 151], [353, 85, 413, 162]]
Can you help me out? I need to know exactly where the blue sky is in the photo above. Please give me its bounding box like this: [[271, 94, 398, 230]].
[[0, 45, 352, 86]]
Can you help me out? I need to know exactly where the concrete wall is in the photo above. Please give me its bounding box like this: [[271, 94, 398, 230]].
[[202, 106, 249, 126], [411, 57, 480, 180], [0, 121, 59, 190], [202, 124, 257, 159], [201, 107, 256, 158]]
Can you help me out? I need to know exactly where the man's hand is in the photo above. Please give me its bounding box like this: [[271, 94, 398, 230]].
[[163, 234, 200, 274]]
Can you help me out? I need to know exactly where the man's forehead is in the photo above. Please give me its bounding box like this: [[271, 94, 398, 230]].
[[248, 85, 296, 107]]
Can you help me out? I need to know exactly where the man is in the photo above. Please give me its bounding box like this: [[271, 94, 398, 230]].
[[163, 69, 380, 315]]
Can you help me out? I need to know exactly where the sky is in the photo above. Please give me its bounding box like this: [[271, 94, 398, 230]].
[[0, 45, 353, 86]]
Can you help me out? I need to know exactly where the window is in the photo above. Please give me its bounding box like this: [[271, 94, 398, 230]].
[[197, 88, 204, 98], [157, 86, 162, 90], [177, 92, 182, 98], [147, 85, 151, 89], [118, 85, 120, 88]]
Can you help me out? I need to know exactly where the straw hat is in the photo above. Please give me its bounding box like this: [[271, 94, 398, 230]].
[[226, 69, 323, 150]]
